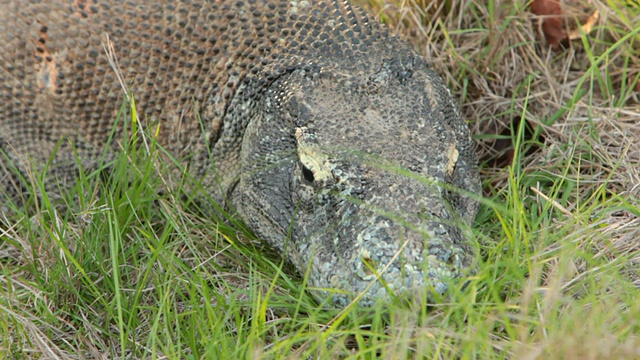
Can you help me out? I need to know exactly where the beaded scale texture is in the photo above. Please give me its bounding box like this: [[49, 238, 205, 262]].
[[0, 0, 480, 307]]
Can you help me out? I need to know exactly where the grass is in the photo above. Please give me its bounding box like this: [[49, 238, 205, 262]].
[[2, 0, 640, 358]]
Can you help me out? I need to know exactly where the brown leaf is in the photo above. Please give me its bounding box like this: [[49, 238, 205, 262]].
[[530, 0, 566, 48], [530, 0, 599, 49]]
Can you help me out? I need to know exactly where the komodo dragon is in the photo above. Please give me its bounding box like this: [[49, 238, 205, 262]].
[[0, 0, 481, 307]]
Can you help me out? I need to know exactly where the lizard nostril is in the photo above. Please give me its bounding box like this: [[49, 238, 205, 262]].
[[446, 253, 457, 266]]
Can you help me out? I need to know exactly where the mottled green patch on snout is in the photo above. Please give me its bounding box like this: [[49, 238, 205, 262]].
[[298, 165, 478, 307]]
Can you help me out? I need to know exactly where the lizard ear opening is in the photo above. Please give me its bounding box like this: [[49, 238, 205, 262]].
[[301, 164, 315, 183]]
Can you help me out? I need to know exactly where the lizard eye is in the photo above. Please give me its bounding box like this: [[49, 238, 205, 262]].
[[301, 164, 315, 183]]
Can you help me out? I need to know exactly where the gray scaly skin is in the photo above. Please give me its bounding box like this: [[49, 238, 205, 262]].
[[0, 0, 481, 307]]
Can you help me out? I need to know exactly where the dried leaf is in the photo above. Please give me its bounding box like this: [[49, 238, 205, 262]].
[[530, 0, 565, 48], [567, 10, 599, 40], [529, 0, 599, 49]]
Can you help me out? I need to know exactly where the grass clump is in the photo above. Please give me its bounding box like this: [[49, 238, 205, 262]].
[[3, 0, 640, 358]]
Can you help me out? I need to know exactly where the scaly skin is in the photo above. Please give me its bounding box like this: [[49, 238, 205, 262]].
[[0, 0, 480, 307]]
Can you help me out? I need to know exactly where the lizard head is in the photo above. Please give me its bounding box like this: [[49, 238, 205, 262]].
[[234, 57, 480, 307]]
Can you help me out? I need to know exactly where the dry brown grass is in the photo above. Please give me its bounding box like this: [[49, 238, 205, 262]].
[[356, 0, 640, 356]]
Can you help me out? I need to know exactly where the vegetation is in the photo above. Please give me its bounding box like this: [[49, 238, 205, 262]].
[[2, 0, 640, 358]]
